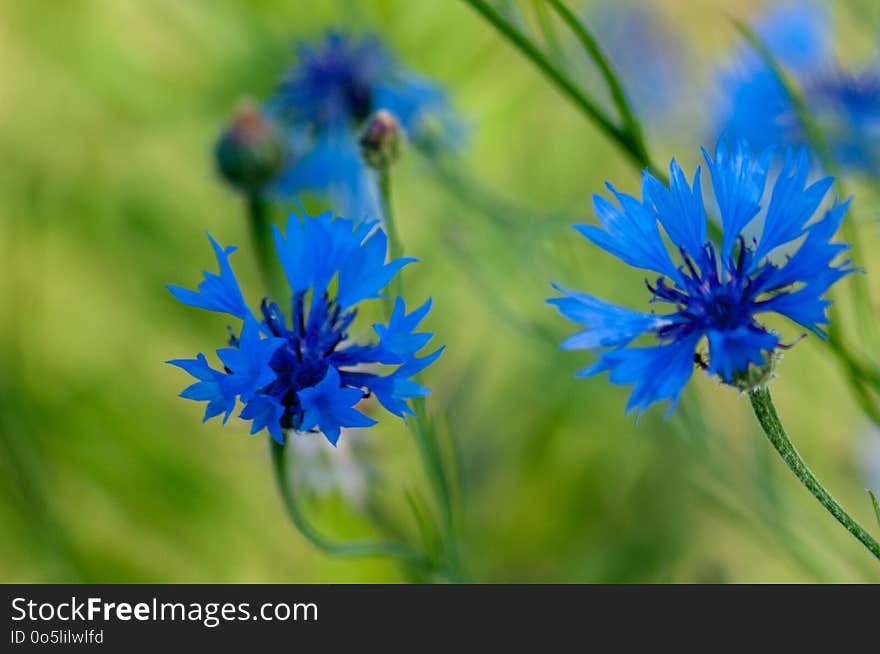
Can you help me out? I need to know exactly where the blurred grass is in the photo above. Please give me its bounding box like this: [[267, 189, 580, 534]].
[[1, 0, 879, 582]]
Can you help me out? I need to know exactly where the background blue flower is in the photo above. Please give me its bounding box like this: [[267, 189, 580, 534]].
[[550, 140, 854, 415], [714, 1, 880, 174], [168, 209, 442, 445], [268, 30, 464, 220], [587, 1, 687, 128]]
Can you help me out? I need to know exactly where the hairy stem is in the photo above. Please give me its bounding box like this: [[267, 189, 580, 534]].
[[748, 386, 880, 562]]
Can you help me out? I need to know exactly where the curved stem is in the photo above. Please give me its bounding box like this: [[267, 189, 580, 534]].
[[461, 0, 661, 179], [545, 0, 647, 160], [748, 387, 880, 562], [460, 0, 735, 246], [269, 439, 428, 565]]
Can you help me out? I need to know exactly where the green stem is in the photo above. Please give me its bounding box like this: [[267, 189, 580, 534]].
[[410, 397, 460, 575], [748, 386, 880, 562], [531, 0, 564, 64], [245, 192, 283, 299], [378, 169, 463, 579], [461, 0, 662, 179], [826, 321, 880, 427], [269, 439, 428, 565], [379, 172, 403, 314], [379, 173, 402, 261], [461, 0, 734, 246], [828, 322, 880, 390], [545, 0, 647, 159], [672, 397, 837, 580]]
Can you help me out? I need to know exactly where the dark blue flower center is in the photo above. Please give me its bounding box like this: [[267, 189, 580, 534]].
[[237, 291, 357, 429], [287, 35, 390, 128], [308, 62, 374, 124], [649, 239, 764, 340]]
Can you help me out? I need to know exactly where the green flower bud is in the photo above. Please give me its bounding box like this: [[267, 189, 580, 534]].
[[359, 110, 403, 171], [215, 100, 287, 193]]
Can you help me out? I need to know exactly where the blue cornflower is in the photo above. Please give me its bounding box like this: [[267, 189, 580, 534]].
[[549, 140, 854, 415], [269, 31, 463, 219], [715, 1, 880, 174], [167, 210, 442, 445]]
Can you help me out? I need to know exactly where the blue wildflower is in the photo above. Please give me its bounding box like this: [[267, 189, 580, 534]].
[[715, 1, 880, 174], [167, 210, 442, 445], [269, 31, 463, 219], [549, 140, 855, 415]]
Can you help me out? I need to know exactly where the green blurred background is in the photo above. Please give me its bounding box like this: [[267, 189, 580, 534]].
[[2, 0, 880, 583]]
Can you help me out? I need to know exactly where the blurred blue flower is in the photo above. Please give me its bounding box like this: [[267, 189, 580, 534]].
[[588, 2, 686, 124], [808, 71, 880, 173], [168, 209, 442, 445], [549, 140, 854, 415], [715, 1, 880, 174], [715, 1, 827, 153], [268, 31, 463, 219]]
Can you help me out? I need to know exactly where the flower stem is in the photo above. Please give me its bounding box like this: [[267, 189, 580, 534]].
[[748, 386, 880, 562], [245, 192, 283, 299], [460, 0, 726, 242], [530, 0, 564, 64], [269, 439, 429, 566], [545, 0, 648, 160], [378, 172, 403, 313], [461, 0, 662, 180], [378, 168, 464, 580], [826, 325, 880, 427]]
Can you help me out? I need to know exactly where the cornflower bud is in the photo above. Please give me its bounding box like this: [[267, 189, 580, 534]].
[[215, 99, 287, 193], [359, 109, 403, 171]]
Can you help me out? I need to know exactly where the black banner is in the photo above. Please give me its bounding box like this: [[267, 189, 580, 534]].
[[2, 585, 876, 648]]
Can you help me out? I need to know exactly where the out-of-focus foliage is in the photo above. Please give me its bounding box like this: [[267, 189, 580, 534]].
[[1, 0, 879, 582]]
